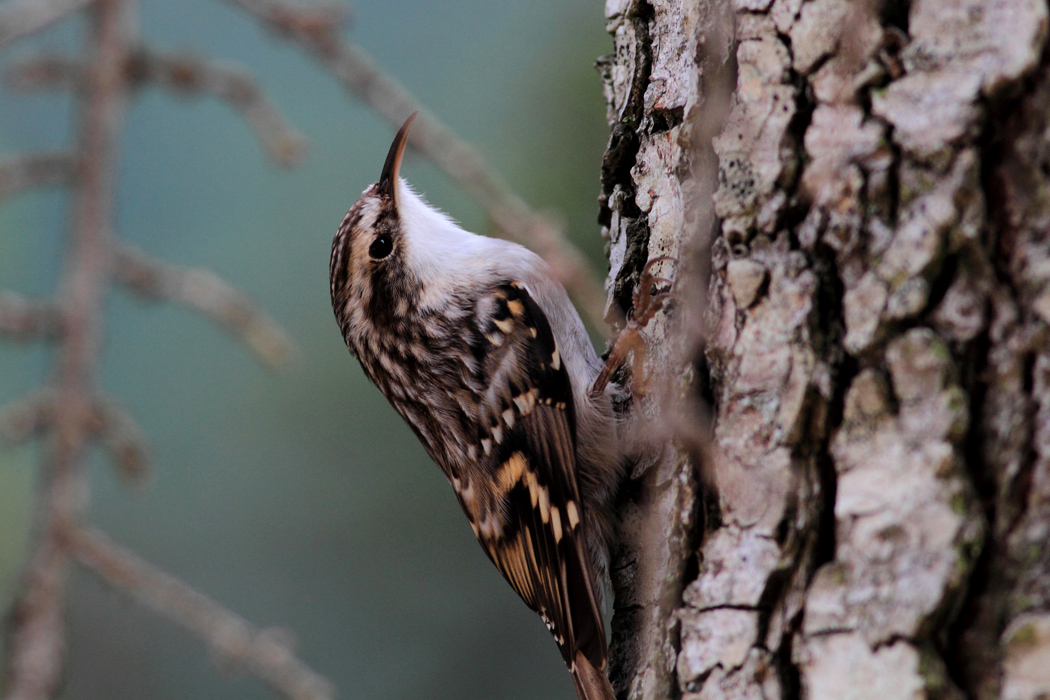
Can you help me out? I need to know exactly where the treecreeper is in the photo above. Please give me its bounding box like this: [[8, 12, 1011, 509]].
[[329, 113, 666, 700]]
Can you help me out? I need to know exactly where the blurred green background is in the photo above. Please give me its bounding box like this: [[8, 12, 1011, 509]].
[[0, 1, 610, 698]]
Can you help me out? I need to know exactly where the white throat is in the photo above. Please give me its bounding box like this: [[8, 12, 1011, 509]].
[[396, 179, 500, 309]]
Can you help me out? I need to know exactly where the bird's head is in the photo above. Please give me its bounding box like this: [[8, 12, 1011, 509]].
[[329, 112, 419, 344], [330, 112, 524, 354]]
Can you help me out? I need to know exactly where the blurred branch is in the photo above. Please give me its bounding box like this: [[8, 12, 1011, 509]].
[[0, 0, 92, 49], [67, 526, 335, 700], [2, 1, 314, 698], [218, 0, 349, 38], [5, 54, 80, 89], [124, 48, 308, 167], [0, 389, 56, 446], [88, 396, 150, 481], [113, 244, 294, 369], [2, 0, 129, 692], [0, 387, 150, 478], [223, 0, 609, 329], [6, 49, 308, 167], [0, 291, 63, 341], [0, 152, 76, 202]]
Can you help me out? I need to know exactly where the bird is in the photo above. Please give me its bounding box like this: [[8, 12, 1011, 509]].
[[329, 112, 627, 700]]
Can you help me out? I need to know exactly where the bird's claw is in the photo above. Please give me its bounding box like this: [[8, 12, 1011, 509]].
[[591, 257, 678, 398]]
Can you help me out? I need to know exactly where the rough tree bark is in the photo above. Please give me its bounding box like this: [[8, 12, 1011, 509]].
[[600, 1, 1050, 699]]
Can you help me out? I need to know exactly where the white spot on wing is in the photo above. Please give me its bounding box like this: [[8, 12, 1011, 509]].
[[550, 505, 563, 542], [460, 481, 476, 509], [566, 501, 580, 528], [526, 470, 540, 508], [478, 514, 501, 540], [512, 388, 538, 416], [538, 486, 550, 523]]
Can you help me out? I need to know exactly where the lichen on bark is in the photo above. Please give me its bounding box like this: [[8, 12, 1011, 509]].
[[598, 0, 1050, 698]]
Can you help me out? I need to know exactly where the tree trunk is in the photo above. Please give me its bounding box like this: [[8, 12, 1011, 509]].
[[599, 1, 1050, 699]]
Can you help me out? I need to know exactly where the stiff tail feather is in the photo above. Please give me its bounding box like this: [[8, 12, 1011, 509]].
[[571, 651, 615, 700]]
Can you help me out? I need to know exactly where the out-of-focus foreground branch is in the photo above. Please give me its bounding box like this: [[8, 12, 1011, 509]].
[[0, 0, 313, 698], [0, 0, 90, 49], [67, 527, 334, 700]]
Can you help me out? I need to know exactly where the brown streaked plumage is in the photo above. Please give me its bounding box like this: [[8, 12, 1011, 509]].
[[329, 113, 623, 700]]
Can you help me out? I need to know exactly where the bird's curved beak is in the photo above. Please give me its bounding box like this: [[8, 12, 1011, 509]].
[[378, 111, 418, 211]]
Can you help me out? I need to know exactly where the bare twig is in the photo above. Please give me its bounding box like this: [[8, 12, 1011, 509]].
[[5, 54, 81, 90], [3, 1, 317, 697], [223, 0, 608, 328], [219, 0, 348, 38], [0, 0, 93, 49], [5, 49, 307, 167], [0, 291, 63, 341], [0, 388, 150, 478], [2, 0, 130, 696], [0, 389, 56, 446], [67, 526, 335, 700], [0, 152, 77, 203], [88, 396, 150, 480], [125, 47, 307, 167], [113, 244, 293, 369]]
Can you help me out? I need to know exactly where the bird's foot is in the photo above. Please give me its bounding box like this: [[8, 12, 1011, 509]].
[[591, 257, 676, 398]]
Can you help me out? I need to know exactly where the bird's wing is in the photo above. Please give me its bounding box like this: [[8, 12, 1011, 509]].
[[455, 281, 607, 669]]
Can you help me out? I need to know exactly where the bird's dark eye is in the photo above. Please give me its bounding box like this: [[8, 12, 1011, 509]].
[[369, 234, 393, 260]]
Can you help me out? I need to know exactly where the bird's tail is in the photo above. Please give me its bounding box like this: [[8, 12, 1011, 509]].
[[571, 651, 616, 700]]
